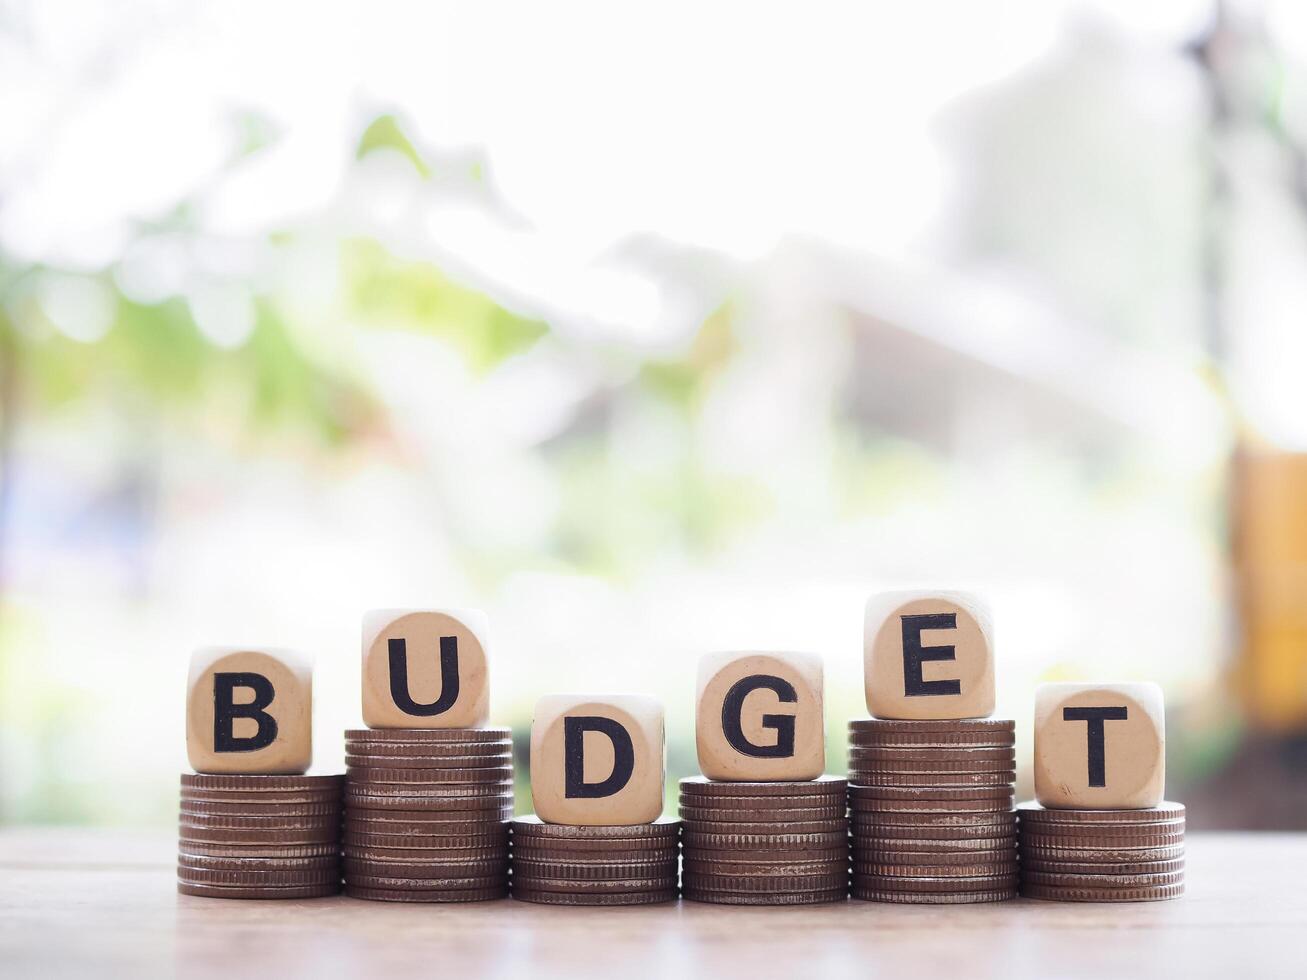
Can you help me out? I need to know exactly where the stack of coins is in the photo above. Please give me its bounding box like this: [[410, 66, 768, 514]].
[[1018, 802, 1185, 902], [847, 719, 1018, 904], [342, 727, 514, 902], [177, 773, 343, 899], [679, 776, 849, 905], [509, 816, 680, 905]]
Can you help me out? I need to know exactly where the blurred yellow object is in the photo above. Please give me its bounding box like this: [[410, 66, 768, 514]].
[[1234, 450, 1307, 731]]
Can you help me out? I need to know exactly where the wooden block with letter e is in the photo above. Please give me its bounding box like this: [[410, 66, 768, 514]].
[[530, 695, 665, 825], [186, 647, 313, 774], [864, 591, 995, 720], [1034, 682, 1165, 809], [696, 651, 824, 781], [361, 609, 489, 729]]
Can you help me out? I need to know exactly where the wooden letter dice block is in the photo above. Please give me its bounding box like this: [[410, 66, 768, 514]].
[[1034, 682, 1165, 809], [696, 651, 824, 781], [362, 609, 489, 729], [186, 647, 312, 774], [531, 695, 664, 825], [864, 591, 995, 720]]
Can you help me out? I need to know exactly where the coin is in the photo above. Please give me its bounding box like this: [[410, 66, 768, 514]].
[[681, 887, 847, 905], [1023, 857, 1184, 876], [851, 808, 1016, 825], [345, 727, 511, 743], [344, 792, 513, 812], [179, 841, 339, 859], [510, 887, 676, 906], [1020, 843, 1185, 863], [679, 776, 846, 797], [681, 871, 848, 892], [1024, 868, 1185, 887], [344, 817, 507, 837], [1016, 802, 1185, 824], [848, 732, 1015, 747], [683, 830, 847, 849], [346, 873, 506, 890], [177, 866, 341, 887], [1021, 882, 1185, 902], [345, 754, 513, 770], [505, 875, 674, 894], [181, 790, 342, 805], [345, 780, 513, 797], [682, 845, 847, 863], [852, 887, 1016, 904], [678, 804, 848, 822], [181, 774, 344, 793], [178, 813, 340, 831], [1019, 830, 1185, 850], [346, 766, 514, 785], [849, 771, 1015, 788], [679, 858, 846, 876], [346, 884, 507, 902], [853, 820, 1017, 840], [509, 839, 676, 858], [854, 848, 1015, 866], [343, 859, 508, 879], [851, 798, 1014, 814], [855, 861, 1018, 878], [344, 740, 511, 758], [178, 826, 339, 845], [852, 872, 1019, 893], [849, 719, 1015, 735], [510, 858, 678, 881], [855, 837, 1016, 854], [177, 853, 340, 872], [850, 786, 1014, 802], [680, 819, 847, 835], [679, 792, 847, 810], [509, 816, 681, 839], [180, 801, 341, 818], [850, 746, 1014, 762], [343, 844, 507, 862], [178, 881, 340, 899]]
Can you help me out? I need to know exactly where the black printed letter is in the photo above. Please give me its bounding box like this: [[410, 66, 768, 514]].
[[1062, 706, 1129, 787], [388, 636, 460, 716], [213, 672, 278, 752], [901, 613, 963, 697], [564, 716, 635, 798], [721, 675, 797, 758]]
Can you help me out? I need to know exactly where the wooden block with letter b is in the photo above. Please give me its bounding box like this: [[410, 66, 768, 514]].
[[361, 609, 489, 729], [530, 695, 665, 825], [864, 591, 995, 720], [1034, 682, 1165, 809], [186, 647, 313, 774], [695, 651, 824, 781]]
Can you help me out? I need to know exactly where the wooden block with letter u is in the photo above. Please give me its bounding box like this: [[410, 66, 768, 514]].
[[361, 608, 489, 729]]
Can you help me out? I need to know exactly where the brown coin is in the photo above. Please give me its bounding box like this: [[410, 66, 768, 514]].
[[852, 887, 1016, 904], [850, 746, 1014, 762], [511, 887, 676, 906], [679, 776, 846, 797], [850, 786, 1014, 802], [681, 819, 847, 835], [509, 816, 681, 839], [1020, 843, 1184, 864], [682, 871, 848, 893], [1021, 882, 1185, 902], [346, 766, 514, 785], [850, 765, 1017, 781], [851, 798, 1014, 814], [178, 812, 340, 831], [509, 839, 677, 858], [853, 819, 1017, 839], [678, 792, 846, 810], [1023, 869, 1185, 888], [854, 848, 1015, 866], [179, 826, 339, 845], [347, 873, 506, 890], [181, 790, 342, 805], [344, 816, 507, 836], [678, 804, 847, 823], [346, 884, 507, 903], [851, 807, 1016, 824], [1016, 802, 1186, 825], [177, 866, 341, 887], [511, 858, 678, 881], [343, 844, 507, 862], [852, 872, 1018, 893], [345, 780, 512, 797], [849, 719, 1015, 735], [683, 830, 847, 849], [344, 792, 513, 812], [178, 853, 339, 872], [178, 841, 339, 859], [681, 887, 847, 906], [501, 875, 672, 894], [1018, 816, 1185, 836], [849, 771, 1015, 788], [180, 801, 341, 818], [682, 844, 846, 863], [679, 857, 846, 876], [855, 837, 1016, 854], [178, 881, 340, 899], [855, 861, 1018, 878], [181, 774, 344, 793], [1019, 830, 1185, 850], [345, 754, 512, 770], [848, 732, 1015, 748], [345, 727, 511, 743], [1023, 857, 1184, 876], [343, 859, 507, 879], [343, 741, 511, 760]]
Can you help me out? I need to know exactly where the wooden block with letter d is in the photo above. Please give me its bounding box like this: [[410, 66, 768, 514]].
[[186, 647, 313, 774], [530, 695, 665, 825], [1034, 682, 1165, 809], [696, 651, 824, 780], [361, 609, 489, 729], [863, 591, 995, 720]]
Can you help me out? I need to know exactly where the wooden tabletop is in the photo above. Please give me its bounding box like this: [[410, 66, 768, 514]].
[[0, 829, 1297, 978]]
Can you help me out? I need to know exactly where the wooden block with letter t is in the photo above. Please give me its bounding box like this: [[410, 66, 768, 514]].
[[1034, 682, 1165, 809], [361, 609, 489, 729], [863, 591, 995, 720], [530, 695, 665, 825], [696, 651, 824, 781], [186, 647, 312, 774]]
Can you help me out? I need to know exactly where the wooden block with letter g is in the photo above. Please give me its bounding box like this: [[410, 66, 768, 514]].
[[186, 647, 312, 774], [864, 591, 995, 720], [696, 651, 824, 781], [1034, 682, 1165, 809], [530, 694, 665, 825], [361, 609, 489, 729]]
